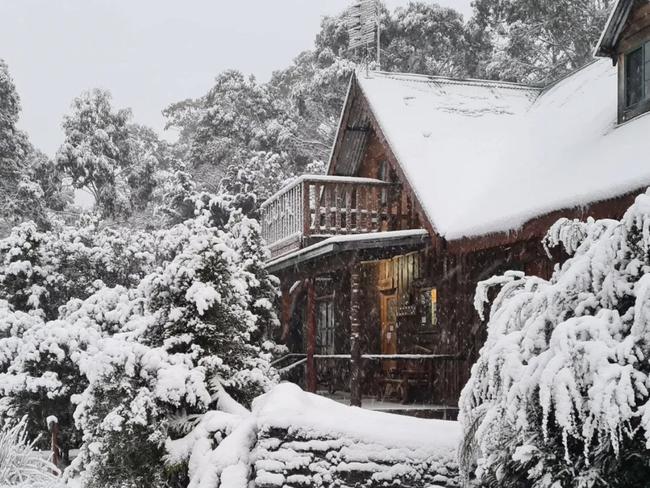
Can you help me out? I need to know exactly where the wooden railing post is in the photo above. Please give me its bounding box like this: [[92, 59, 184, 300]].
[[350, 262, 362, 407], [303, 181, 311, 241]]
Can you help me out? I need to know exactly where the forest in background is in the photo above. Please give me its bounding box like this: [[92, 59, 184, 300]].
[[0, 0, 615, 234]]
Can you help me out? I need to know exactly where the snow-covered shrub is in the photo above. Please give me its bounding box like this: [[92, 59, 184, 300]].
[[0, 418, 63, 487], [0, 193, 282, 487], [460, 190, 650, 487], [0, 220, 157, 320], [67, 197, 281, 487], [0, 221, 157, 455]]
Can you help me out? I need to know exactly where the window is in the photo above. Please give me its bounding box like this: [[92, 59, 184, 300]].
[[625, 41, 650, 108], [316, 300, 335, 355]]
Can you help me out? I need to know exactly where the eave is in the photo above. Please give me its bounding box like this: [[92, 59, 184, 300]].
[[594, 0, 635, 61]]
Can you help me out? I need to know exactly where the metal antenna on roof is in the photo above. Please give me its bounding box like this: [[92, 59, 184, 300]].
[[346, 0, 381, 71]]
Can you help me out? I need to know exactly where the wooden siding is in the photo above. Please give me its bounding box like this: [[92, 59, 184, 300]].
[[617, 1, 650, 54]]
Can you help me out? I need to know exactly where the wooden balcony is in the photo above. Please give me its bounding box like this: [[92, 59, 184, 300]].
[[260, 175, 400, 259]]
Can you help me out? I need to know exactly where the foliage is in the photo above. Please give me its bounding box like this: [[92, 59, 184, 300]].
[[460, 190, 650, 487], [0, 194, 281, 488], [0, 60, 69, 234], [56, 90, 178, 220], [0, 418, 63, 487], [471, 0, 614, 83]]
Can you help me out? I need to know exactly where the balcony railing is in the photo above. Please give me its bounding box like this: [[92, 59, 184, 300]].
[[260, 175, 398, 259]]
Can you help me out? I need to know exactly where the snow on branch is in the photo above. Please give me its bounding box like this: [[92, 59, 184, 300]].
[[460, 189, 650, 485]]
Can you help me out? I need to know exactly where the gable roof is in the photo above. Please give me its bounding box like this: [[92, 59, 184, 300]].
[[329, 60, 650, 241], [594, 0, 635, 60]]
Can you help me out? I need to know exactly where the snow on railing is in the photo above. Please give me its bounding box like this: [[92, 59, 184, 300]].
[[260, 175, 397, 259]]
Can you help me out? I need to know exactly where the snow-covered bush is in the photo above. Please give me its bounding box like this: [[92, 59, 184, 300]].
[[0, 220, 157, 320], [0, 418, 63, 487], [0, 220, 158, 455], [0, 193, 282, 487], [67, 197, 280, 487], [460, 190, 650, 487]]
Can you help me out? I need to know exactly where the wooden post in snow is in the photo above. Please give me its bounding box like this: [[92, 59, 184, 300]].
[[350, 264, 362, 407], [306, 279, 317, 393], [47, 416, 61, 469]]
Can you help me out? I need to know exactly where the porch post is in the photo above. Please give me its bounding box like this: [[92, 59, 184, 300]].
[[306, 278, 317, 393], [280, 282, 292, 343], [350, 263, 362, 407]]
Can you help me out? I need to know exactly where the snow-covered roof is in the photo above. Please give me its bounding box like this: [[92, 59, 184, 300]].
[[352, 59, 650, 240]]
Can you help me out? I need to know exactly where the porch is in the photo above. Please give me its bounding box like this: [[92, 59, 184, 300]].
[[262, 227, 462, 418], [272, 352, 460, 419]]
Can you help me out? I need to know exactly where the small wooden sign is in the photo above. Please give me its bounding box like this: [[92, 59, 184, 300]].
[[397, 304, 417, 317]]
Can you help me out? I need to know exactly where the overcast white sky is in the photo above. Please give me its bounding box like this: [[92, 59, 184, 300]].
[[0, 0, 473, 157]]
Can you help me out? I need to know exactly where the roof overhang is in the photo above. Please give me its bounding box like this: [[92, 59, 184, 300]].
[[265, 230, 429, 278], [594, 0, 635, 61]]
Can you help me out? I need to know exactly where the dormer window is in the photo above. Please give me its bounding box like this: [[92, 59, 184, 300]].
[[595, 0, 650, 123], [625, 41, 650, 108]]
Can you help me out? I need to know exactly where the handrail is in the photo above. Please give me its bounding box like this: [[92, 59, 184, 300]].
[[276, 353, 461, 375], [260, 175, 402, 258], [260, 175, 392, 210]]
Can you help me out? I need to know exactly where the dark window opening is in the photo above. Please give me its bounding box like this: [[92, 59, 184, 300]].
[[316, 299, 335, 355], [625, 42, 650, 108]]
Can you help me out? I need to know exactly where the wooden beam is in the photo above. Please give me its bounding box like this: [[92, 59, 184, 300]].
[[280, 282, 292, 343], [350, 263, 362, 407], [306, 279, 317, 393]]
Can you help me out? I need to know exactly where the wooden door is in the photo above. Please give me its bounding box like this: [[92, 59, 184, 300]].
[[380, 293, 398, 372]]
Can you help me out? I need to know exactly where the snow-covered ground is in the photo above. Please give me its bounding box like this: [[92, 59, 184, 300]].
[[168, 383, 461, 488]]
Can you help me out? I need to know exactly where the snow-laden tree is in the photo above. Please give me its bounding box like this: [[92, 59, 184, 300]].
[[0, 220, 157, 321], [164, 70, 293, 188], [0, 191, 281, 486], [219, 151, 295, 213], [69, 196, 280, 488], [0, 220, 158, 457], [0, 59, 68, 234], [56, 89, 177, 220], [0, 59, 31, 228], [56, 89, 134, 217], [470, 0, 614, 83], [460, 190, 650, 487]]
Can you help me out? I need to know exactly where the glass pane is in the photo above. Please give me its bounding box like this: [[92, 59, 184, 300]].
[[646, 61, 650, 81], [645, 41, 650, 63], [627, 47, 644, 107]]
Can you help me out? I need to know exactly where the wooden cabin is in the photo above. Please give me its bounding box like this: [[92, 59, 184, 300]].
[[261, 0, 650, 418]]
